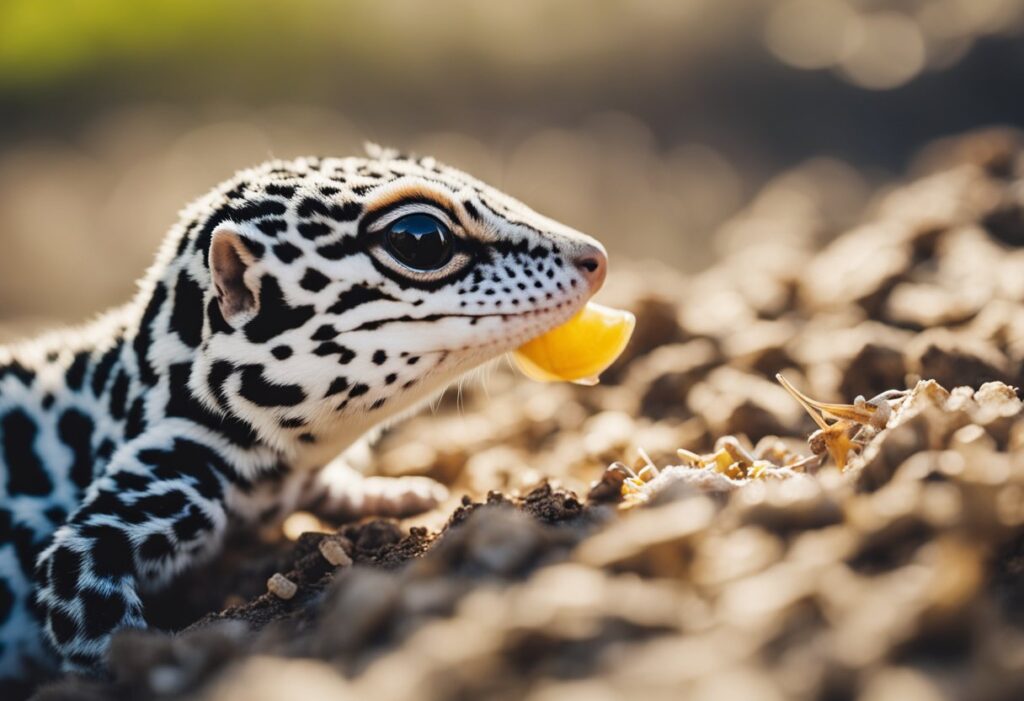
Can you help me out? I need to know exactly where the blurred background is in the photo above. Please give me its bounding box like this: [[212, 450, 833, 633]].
[[1, 0, 1023, 327]]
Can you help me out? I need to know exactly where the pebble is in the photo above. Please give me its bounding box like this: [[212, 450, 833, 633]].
[[266, 573, 297, 600], [319, 537, 353, 567]]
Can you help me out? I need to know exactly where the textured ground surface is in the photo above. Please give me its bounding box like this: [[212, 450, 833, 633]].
[[29, 130, 1024, 700]]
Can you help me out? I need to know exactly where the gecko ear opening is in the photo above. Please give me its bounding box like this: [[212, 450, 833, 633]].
[[210, 227, 260, 324]]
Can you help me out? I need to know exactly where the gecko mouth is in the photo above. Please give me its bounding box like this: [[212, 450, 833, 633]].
[[337, 299, 585, 334]]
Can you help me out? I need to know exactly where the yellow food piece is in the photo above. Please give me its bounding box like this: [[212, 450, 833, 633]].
[[512, 303, 636, 385]]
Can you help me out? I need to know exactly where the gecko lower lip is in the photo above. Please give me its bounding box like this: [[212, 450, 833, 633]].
[[401, 305, 588, 356]]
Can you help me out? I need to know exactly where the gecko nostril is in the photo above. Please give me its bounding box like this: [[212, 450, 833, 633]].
[[572, 243, 608, 293]]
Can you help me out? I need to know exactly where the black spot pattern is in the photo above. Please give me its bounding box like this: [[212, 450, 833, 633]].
[[170, 269, 204, 348], [125, 398, 147, 439], [90, 345, 120, 396], [135, 490, 187, 518], [57, 409, 94, 490], [311, 325, 336, 341], [50, 547, 82, 600], [298, 222, 332, 239], [300, 268, 330, 292], [80, 588, 127, 639], [238, 365, 306, 407], [207, 360, 234, 409], [207, 297, 234, 335], [112, 471, 149, 492], [65, 352, 90, 391], [98, 439, 116, 461], [49, 609, 77, 645], [324, 377, 349, 397], [297, 197, 362, 222], [273, 242, 302, 264], [0, 360, 35, 386], [3, 410, 52, 496], [257, 219, 288, 236], [239, 237, 265, 259], [0, 578, 13, 625], [244, 276, 315, 344], [316, 237, 362, 261], [10, 525, 38, 576], [108, 371, 129, 420], [83, 524, 134, 578], [313, 342, 356, 364], [327, 284, 396, 314], [139, 533, 172, 561], [44, 506, 66, 525], [264, 184, 295, 198]]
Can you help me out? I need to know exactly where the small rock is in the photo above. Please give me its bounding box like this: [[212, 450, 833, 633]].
[[587, 462, 630, 504], [266, 573, 297, 600], [319, 537, 354, 567]]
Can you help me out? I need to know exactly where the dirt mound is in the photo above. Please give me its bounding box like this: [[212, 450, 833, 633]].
[[32, 130, 1024, 701]]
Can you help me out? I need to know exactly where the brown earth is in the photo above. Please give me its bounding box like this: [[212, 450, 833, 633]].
[[31, 129, 1024, 701]]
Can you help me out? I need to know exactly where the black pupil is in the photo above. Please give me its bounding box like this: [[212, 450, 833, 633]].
[[385, 214, 453, 271]]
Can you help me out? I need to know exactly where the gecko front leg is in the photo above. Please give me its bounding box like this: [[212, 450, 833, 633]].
[[33, 433, 235, 674], [238, 458, 449, 527], [301, 459, 448, 521]]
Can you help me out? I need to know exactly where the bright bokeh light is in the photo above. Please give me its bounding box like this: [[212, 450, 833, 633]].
[[838, 11, 927, 89], [765, 0, 1024, 90], [764, 0, 859, 70]]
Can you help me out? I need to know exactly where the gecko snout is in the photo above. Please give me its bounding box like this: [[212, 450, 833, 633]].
[[573, 242, 608, 294]]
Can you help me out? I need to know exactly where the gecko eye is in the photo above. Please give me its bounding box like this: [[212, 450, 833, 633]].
[[384, 213, 454, 271]]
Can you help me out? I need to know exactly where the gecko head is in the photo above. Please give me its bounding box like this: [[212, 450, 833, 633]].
[[187, 150, 606, 450]]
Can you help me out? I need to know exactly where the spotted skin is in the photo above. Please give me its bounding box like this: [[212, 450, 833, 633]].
[[0, 147, 607, 683]]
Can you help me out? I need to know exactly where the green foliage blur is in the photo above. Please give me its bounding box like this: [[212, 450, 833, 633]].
[[0, 0, 696, 103], [0, 0, 365, 92]]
